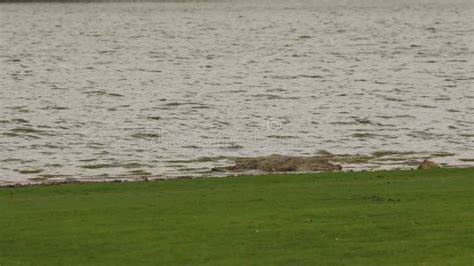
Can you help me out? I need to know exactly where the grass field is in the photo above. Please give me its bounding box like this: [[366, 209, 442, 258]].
[[0, 168, 473, 265]]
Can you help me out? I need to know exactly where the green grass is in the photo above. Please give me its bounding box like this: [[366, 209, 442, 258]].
[[1, 168, 473, 265]]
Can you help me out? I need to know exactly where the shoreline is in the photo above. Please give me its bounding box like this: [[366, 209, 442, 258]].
[[2, 165, 473, 188], [3, 151, 473, 187]]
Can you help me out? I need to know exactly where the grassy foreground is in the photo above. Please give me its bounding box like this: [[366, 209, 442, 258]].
[[0, 168, 473, 265]]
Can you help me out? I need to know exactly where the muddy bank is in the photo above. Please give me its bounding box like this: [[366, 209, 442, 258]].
[[211, 152, 452, 174], [2, 149, 465, 187]]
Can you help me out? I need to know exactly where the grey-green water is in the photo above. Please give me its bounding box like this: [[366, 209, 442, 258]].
[[1, 0, 473, 184]]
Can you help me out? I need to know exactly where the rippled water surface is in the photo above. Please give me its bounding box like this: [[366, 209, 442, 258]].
[[1, 0, 473, 184]]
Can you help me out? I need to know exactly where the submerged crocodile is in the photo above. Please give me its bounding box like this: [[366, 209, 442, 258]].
[[213, 154, 342, 173]]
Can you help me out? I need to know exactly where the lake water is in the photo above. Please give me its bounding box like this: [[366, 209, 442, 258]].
[[1, 0, 473, 185]]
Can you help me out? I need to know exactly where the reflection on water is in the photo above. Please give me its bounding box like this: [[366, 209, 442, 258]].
[[0, 0, 473, 184]]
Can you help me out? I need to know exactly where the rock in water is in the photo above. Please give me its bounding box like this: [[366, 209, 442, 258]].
[[223, 154, 342, 172], [417, 159, 441, 169]]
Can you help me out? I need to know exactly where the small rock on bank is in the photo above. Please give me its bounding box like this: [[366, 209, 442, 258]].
[[418, 159, 441, 169]]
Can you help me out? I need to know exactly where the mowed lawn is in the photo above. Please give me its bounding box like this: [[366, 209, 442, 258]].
[[0, 168, 473, 265]]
